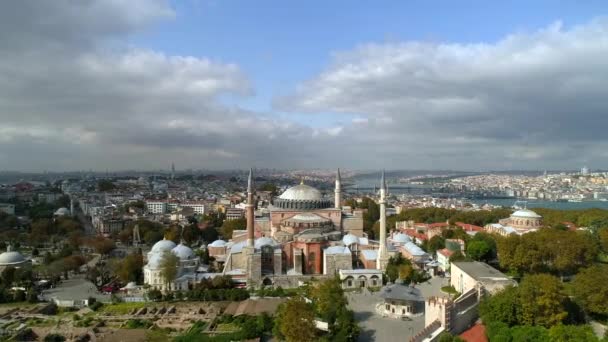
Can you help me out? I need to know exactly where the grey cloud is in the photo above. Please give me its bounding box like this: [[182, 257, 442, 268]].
[[277, 19, 608, 169]]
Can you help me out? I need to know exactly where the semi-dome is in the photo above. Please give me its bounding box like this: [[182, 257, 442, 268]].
[[254, 237, 277, 249], [0, 251, 26, 265], [279, 184, 323, 201], [209, 240, 227, 247], [511, 209, 542, 218], [54, 207, 70, 216], [151, 238, 177, 253], [172, 243, 194, 260], [342, 233, 359, 246]]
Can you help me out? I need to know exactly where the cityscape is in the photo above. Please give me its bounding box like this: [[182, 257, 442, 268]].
[[1, 1, 608, 342]]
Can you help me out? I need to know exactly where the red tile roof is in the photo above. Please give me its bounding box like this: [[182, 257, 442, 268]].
[[455, 222, 484, 231], [459, 323, 487, 342], [437, 248, 454, 258]]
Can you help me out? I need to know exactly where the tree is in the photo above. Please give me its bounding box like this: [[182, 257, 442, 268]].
[[466, 240, 492, 261], [274, 296, 316, 342], [114, 253, 144, 284], [479, 286, 520, 326], [572, 264, 608, 316], [220, 218, 246, 239], [310, 277, 347, 325], [147, 288, 162, 301], [159, 250, 179, 288], [519, 274, 568, 327], [97, 179, 115, 192], [598, 228, 608, 252], [427, 235, 445, 255], [548, 324, 598, 342], [87, 237, 115, 255]]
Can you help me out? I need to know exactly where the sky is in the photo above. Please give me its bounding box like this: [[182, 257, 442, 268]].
[[1, 1, 608, 172]]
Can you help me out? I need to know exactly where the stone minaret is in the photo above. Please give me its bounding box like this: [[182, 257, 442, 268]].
[[334, 168, 342, 210], [246, 168, 255, 248], [377, 170, 390, 270]]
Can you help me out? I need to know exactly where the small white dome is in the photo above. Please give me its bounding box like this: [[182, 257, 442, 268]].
[[342, 234, 359, 246], [209, 240, 227, 247], [151, 238, 177, 253], [146, 253, 163, 269], [254, 237, 277, 249], [172, 243, 194, 260], [279, 184, 322, 201], [0, 251, 26, 265], [54, 207, 70, 216], [392, 233, 411, 244], [511, 209, 542, 218]]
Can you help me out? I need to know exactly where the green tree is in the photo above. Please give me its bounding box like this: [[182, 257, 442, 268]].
[[572, 264, 608, 316], [547, 324, 598, 342], [519, 274, 567, 327], [274, 296, 316, 342], [479, 286, 520, 326], [220, 217, 246, 239], [159, 250, 179, 288], [427, 235, 446, 255], [466, 240, 492, 261], [310, 277, 347, 324]]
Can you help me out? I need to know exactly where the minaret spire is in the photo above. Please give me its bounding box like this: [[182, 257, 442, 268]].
[[377, 169, 389, 270], [334, 168, 342, 210], [246, 168, 255, 247]]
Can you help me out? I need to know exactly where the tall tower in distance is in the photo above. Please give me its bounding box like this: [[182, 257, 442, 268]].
[[171, 162, 175, 180], [334, 168, 342, 209], [246, 168, 255, 248], [376, 170, 390, 270]]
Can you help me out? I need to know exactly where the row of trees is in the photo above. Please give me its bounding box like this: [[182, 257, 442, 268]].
[[496, 228, 598, 277]]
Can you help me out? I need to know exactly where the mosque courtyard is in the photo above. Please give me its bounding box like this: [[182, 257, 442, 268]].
[[347, 276, 448, 342]]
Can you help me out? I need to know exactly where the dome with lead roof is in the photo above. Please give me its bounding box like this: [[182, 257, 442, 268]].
[[172, 243, 194, 260], [151, 238, 177, 253], [279, 184, 323, 201]]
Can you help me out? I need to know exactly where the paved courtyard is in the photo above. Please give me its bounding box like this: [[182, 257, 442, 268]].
[[347, 276, 449, 342], [41, 276, 111, 304]]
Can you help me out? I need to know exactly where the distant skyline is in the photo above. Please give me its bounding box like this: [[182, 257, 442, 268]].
[[1, 1, 608, 171]]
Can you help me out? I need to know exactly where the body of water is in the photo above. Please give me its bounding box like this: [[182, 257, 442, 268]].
[[469, 198, 608, 210]]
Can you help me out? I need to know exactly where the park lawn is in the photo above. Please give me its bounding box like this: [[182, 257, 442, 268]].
[[215, 323, 239, 332], [100, 302, 146, 315]]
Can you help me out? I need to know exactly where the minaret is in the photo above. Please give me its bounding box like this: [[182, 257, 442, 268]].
[[246, 168, 255, 248], [171, 162, 175, 180], [70, 197, 74, 216], [377, 170, 390, 270], [334, 168, 342, 210]]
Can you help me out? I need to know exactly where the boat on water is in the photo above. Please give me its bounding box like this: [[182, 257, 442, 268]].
[[568, 199, 583, 203]]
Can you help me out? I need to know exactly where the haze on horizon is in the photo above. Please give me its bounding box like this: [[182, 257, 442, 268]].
[[1, 1, 608, 172]]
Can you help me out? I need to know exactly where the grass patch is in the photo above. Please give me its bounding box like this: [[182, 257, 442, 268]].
[[441, 285, 458, 294], [100, 302, 146, 315], [215, 323, 239, 332], [26, 317, 56, 327]]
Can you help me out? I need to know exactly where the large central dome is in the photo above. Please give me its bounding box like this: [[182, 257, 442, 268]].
[[274, 183, 332, 210], [279, 184, 322, 201]]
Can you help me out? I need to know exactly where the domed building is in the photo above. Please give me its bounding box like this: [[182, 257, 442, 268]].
[[222, 169, 372, 286], [498, 209, 543, 230], [143, 238, 200, 291], [0, 246, 30, 272]]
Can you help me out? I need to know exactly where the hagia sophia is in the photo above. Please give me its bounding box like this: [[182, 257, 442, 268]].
[[219, 169, 390, 287]]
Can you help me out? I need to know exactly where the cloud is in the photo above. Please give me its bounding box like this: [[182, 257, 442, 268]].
[[0, 0, 310, 171], [2, 1, 608, 171], [277, 18, 608, 169]]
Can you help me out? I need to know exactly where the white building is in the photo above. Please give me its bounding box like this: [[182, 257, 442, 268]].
[[181, 202, 205, 214], [0, 203, 15, 215], [143, 239, 200, 292], [146, 201, 167, 214]]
